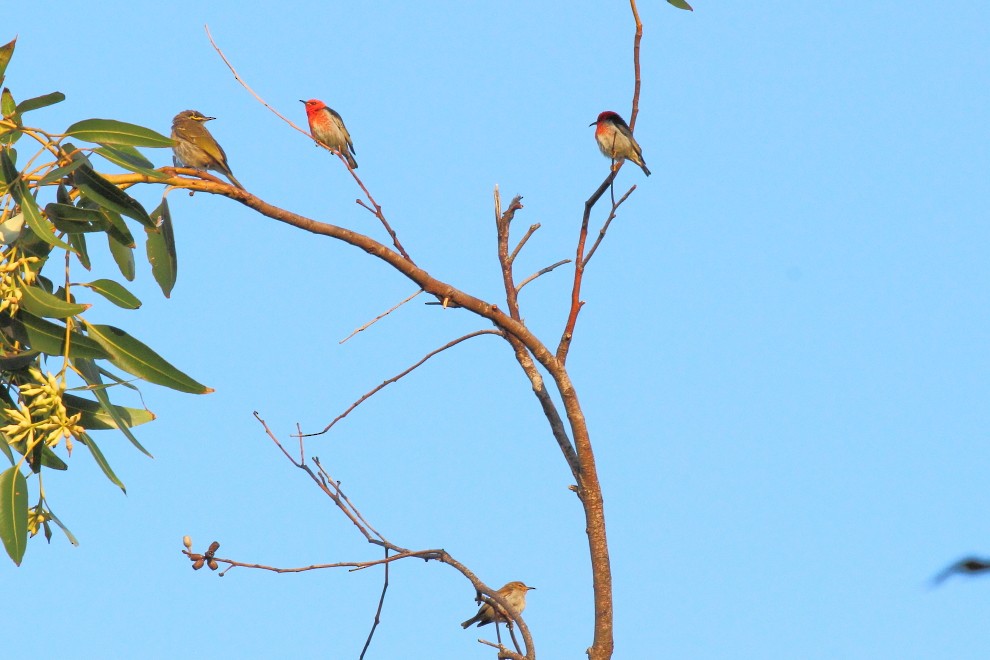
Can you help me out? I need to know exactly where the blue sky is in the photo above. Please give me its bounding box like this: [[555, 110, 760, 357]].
[[4, 2, 989, 658]]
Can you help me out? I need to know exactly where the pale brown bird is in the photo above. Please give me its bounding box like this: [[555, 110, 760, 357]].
[[170, 110, 244, 189], [460, 581, 535, 628]]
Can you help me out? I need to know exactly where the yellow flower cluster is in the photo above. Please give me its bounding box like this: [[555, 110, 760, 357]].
[[3, 369, 84, 454], [0, 248, 40, 316]]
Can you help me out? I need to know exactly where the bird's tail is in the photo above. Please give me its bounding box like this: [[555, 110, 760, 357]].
[[225, 172, 246, 190]]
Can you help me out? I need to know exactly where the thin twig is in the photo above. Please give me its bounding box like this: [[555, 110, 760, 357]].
[[312, 457, 386, 543], [204, 25, 311, 141], [255, 412, 377, 541], [205, 24, 413, 263], [351, 183, 413, 263], [183, 547, 442, 574], [340, 289, 423, 344], [303, 329, 504, 437], [583, 186, 635, 267], [358, 547, 389, 660], [509, 224, 540, 264], [478, 639, 526, 660], [246, 414, 538, 657], [516, 259, 571, 293]]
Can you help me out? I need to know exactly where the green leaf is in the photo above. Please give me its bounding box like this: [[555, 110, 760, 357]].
[[101, 209, 135, 247], [16, 92, 65, 114], [44, 203, 102, 234], [63, 391, 155, 431], [44, 203, 103, 224], [38, 158, 86, 186], [0, 349, 37, 371], [1, 88, 15, 118], [72, 359, 153, 457], [0, 37, 15, 86], [1, 150, 73, 250], [2, 436, 66, 471], [84, 323, 212, 394], [79, 278, 141, 309], [93, 145, 166, 179], [146, 200, 177, 297], [64, 119, 173, 149], [0, 436, 11, 464], [107, 231, 135, 281], [19, 284, 89, 319], [57, 182, 71, 204], [68, 232, 91, 269], [43, 507, 78, 546], [0, 466, 27, 565], [76, 432, 125, 492], [0, 146, 16, 183], [73, 164, 154, 228], [667, 0, 693, 9], [16, 188, 72, 251], [17, 312, 109, 359], [37, 446, 67, 470]]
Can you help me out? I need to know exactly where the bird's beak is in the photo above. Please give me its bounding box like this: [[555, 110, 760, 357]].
[[528, 586, 536, 591], [203, 116, 216, 122], [299, 99, 306, 104], [589, 121, 597, 127]]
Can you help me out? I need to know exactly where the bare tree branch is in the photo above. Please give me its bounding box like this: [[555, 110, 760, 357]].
[[190, 10, 647, 653], [629, 0, 644, 130], [339, 289, 423, 344], [303, 329, 504, 437], [517, 259, 571, 293], [205, 24, 412, 262], [204, 414, 540, 657], [509, 223, 540, 264], [359, 548, 390, 660], [495, 190, 525, 321], [583, 186, 636, 267]]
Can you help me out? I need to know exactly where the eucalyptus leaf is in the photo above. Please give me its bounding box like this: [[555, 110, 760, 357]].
[[16, 92, 65, 114], [73, 164, 153, 228], [79, 279, 141, 309], [84, 323, 211, 394], [65, 118, 173, 148], [0, 37, 15, 85], [0, 466, 27, 565], [76, 432, 125, 492], [19, 284, 90, 319], [146, 199, 177, 297]]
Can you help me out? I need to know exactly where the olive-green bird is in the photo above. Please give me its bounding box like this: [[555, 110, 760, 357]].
[[170, 110, 245, 189]]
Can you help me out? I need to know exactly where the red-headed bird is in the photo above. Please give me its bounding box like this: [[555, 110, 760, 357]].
[[590, 110, 650, 176], [300, 99, 358, 169]]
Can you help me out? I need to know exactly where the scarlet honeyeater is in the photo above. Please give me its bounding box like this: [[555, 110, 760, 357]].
[[460, 581, 535, 628], [300, 99, 358, 169], [170, 110, 245, 189], [590, 110, 651, 176]]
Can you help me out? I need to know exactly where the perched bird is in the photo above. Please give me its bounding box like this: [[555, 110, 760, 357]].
[[170, 110, 245, 189], [590, 110, 651, 176], [300, 99, 358, 169], [461, 581, 535, 629]]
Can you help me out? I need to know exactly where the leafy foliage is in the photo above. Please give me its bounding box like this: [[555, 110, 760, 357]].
[[0, 37, 209, 563]]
